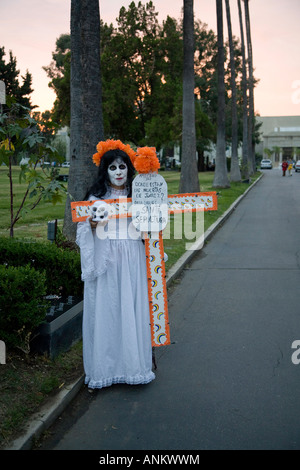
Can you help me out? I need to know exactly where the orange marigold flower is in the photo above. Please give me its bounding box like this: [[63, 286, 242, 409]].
[[92, 139, 136, 166], [123, 144, 137, 164], [134, 147, 160, 174], [92, 152, 102, 166]]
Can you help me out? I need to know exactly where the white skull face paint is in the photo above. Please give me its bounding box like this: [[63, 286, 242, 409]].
[[107, 158, 128, 188]]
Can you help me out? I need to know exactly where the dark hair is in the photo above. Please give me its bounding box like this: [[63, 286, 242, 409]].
[[85, 149, 135, 200]]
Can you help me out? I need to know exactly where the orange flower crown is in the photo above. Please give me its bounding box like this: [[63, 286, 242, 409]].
[[92, 140, 160, 174], [134, 146, 160, 174], [92, 139, 136, 167]]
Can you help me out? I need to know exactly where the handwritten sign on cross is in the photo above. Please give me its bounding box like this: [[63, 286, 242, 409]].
[[132, 172, 168, 232]]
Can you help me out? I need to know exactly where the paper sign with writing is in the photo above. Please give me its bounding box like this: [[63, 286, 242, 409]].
[[132, 173, 168, 232]]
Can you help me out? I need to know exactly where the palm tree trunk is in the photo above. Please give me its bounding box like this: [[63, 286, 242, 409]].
[[225, 0, 241, 182], [237, 0, 249, 179], [244, 0, 255, 174], [179, 0, 200, 193], [213, 0, 230, 188], [63, 0, 104, 240]]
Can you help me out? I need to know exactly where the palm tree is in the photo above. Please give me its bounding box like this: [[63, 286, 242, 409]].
[[243, 0, 255, 174], [213, 0, 230, 188], [263, 148, 272, 159], [237, 0, 249, 179], [225, 0, 241, 182], [179, 0, 200, 193], [293, 147, 300, 161], [63, 0, 104, 240]]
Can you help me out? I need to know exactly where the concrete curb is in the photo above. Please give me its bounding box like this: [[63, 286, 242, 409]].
[[5, 375, 85, 450], [5, 172, 263, 451]]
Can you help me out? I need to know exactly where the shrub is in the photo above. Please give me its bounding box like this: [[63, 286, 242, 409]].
[[0, 264, 48, 350], [0, 238, 83, 297]]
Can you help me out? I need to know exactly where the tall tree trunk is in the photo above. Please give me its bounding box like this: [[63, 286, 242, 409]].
[[225, 0, 241, 182], [237, 0, 249, 179], [213, 0, 230, 188], [244, 0, 255, 174], [63, 0, 104, 240], [179, 0, 200, 193]]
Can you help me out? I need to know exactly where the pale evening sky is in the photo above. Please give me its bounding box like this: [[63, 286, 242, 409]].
[[0, 0, 299, 117]]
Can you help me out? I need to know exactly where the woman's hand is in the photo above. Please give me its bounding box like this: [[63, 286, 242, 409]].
[[89, 201, 111, 227], [88, 217, 98, 230]]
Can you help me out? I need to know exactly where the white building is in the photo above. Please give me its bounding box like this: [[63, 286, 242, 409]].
[[256, 116, 300, 166]]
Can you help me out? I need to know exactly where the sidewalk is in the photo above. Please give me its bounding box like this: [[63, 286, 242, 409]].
[[6, 174, 264, 450]]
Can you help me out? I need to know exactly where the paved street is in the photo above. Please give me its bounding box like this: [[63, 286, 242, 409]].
[[39, 169, 300, 450]]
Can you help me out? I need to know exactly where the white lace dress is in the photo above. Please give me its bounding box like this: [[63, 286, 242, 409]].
[[76, 187, 155, 389]]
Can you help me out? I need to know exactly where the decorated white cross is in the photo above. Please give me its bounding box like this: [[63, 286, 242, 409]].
[[71, 175, 217, 348]]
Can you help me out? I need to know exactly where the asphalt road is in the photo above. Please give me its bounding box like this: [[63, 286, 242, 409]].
[[38, 168, 300, 451]]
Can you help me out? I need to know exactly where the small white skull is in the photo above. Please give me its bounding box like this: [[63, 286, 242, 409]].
[[90, 201, 111, 225]]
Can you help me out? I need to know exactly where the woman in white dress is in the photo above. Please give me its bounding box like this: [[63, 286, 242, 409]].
[[76, 141, 155, 390]]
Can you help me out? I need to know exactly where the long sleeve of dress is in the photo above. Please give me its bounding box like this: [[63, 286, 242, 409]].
[[76, 216, 111, 280], [76, 220, 96, 281]]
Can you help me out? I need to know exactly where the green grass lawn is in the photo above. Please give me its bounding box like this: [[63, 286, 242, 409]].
[[0, 341, 84, 449], [0, 166, 262, 268], [0, 166, 68, 236]]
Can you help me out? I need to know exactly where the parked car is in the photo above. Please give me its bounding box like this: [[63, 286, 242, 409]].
[[61, 161, 70, 168], [260, 159, 273, 169], [295, 160, 300, 172]]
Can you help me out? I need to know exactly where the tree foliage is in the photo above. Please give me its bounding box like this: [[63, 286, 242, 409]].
[[0, 46, 34, 111], [0, 102, 66, 237], [43, 1, 256, 159], [42, 34, 71, 127]]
